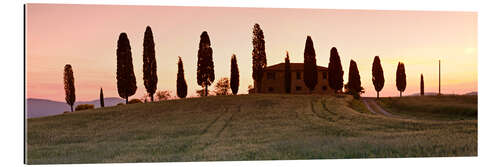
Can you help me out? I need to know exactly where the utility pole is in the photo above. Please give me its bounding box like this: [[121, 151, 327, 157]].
[[438, 60, 441, 96]]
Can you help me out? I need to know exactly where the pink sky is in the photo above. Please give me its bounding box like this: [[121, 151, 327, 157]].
[[26, 4, 477, 101]]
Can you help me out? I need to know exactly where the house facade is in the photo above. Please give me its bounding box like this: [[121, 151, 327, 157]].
[[254, 63, 335, 94]]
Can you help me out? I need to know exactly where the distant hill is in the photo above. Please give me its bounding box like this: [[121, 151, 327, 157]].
[[26, 97, 124, 118], [463, 91, 478, 96], [408, 91, 477, 96]]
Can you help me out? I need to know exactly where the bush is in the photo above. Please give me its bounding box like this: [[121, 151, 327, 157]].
[[75, 104, 94, 111], [128, 99, 143, 104], [116, 103, 125, 106]]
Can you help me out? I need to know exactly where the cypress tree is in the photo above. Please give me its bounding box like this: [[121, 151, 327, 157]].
[[396, 62, 407, 97], [230, 54, 239, 95], [371, 56, 385, 99], [177, 57, 188, 98], [345, 60, 364, 99], [63, 64, 75, 112], [284, 51, 291, 93], [100, 87, 104, 107], [196, 31, 215, 96], [328, 47, 344, 93], [303, 36, 318, 93], [116, 33, 137, 104], [252, 23, 267, 93], [420, 74, 424, 96], [143, 26, 158, 102]]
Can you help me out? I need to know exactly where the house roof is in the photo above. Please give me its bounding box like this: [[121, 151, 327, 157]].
[[265, 63, 328, 71]]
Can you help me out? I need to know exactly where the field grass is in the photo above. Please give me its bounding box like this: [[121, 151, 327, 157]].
[[377, 95, 477, 120], [26, 94, 477, 164]]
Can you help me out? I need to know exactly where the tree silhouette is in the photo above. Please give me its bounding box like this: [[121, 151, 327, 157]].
[[303, 36, 318, 93], [345, 60, 364, 99], [63, 64, 75, 112], [420, 73, 424, 96], [214, 78, 230, 96], [284, 51, 291, 93], [100, 87, 104, 107], [371, 56, 385, 99], [177, 57, 188, 98], [116, 33, 137, 104], [252, 23, 267, 93], [142, 26, 158, 102], [328, 47, 344, 93], [196, 31, 215, 96], [396, 62, 407, 97], [230, 54, 239, 95]]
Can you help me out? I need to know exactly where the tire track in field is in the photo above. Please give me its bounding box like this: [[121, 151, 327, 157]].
[[310, 100, 337, 123], [177, 106, 228, 153], [215, 105, 240, 138]]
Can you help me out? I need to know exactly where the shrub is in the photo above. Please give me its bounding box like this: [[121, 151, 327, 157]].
[[128, 99, 143, 104], [75, 104, 94, 111]]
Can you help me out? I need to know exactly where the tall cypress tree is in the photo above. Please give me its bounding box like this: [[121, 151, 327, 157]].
[[371, 56, 385, 99], [143, 26, 158, 102], [303, 36, 317, 93], [177, 57, 188, 98], [345, 60, 364, 99], [100, 87, 104, 107], [420, 74, 424, 96], [284, 51, 291, 94], [396, 62, 407, 97], [252, 23, 267, 93], [63, 64, 75, 112], [196, 31, 215, 96], [328, 47, 344, 93], [230, 54, 239, 95], [116, 33, 137, 104]]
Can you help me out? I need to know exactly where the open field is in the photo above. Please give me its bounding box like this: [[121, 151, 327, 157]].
[[26, 94, 477, 164], [377, 95, 477, 120]]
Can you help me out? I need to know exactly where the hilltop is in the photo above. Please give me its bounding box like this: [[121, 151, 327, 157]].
[[27, 94, 477, 164]]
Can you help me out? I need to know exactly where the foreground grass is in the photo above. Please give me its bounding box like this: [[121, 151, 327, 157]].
[[377, 95, 477, 120], [27, 94, 477, 164]]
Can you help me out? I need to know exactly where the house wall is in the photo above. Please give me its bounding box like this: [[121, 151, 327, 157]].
[[255, 69, 335, 94]]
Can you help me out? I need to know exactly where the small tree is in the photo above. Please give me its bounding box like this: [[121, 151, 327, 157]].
[[99, 87, 104, 107], [420, 73, 424, 96], [230, 54, 239, 95], [142, 26, 158, 102], [63, 64, 75, 112], [196, 31, 215, 96], [328, 47, 344, 93], [214, 78, 230, 96], [155, 90, 172, 101], [303, 36, 318, 93], [252, 23, 267, 93], [396, 62, 407, 97], [371, 56, 385, 99], [177, 57, 188, 98], [284, 51, 291, 93], [345, 60, 364, 99], [116, 33, 137, 104]]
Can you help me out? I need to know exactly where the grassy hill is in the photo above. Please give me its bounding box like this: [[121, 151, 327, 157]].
[[26, 94, 477, 164]]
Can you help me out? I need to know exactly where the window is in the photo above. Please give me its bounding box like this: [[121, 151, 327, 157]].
[[322, 72, 327, 80], [267, 72, 275, 80], [268, 87, 274, 92], [322, 86, 327, 91], [296, 72, 301, 80], [296, 86, 302, 91]]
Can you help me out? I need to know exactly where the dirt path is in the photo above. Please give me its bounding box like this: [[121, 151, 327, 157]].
[[362, 98, 394, 117]]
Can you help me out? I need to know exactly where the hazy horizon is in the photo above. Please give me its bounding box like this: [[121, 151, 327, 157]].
[[26, 4, 477, 101]]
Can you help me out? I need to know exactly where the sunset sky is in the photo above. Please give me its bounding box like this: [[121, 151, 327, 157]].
[[26, 4, 477, 102]]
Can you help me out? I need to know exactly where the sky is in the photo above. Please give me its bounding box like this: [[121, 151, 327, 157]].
[[26, 4, 477, 102]]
